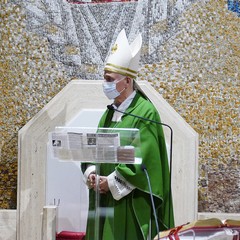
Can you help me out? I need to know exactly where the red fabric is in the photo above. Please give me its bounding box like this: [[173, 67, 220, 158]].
[[56, 231, 85, 240], [167, 225, 183, 240]]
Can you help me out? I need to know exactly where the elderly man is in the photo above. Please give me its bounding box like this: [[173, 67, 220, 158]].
[[82, 29, 174, 240]]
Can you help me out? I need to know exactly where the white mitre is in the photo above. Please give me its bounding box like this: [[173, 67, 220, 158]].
[[104, 29, 142, 78]]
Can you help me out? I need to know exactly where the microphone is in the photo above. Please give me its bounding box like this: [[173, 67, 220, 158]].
[[107, 104, 173, 230], [141, 164, 160, 240], [107, 105, 115, 110]]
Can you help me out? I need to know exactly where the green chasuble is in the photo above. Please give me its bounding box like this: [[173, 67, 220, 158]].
[[83, 92, 174, 240]]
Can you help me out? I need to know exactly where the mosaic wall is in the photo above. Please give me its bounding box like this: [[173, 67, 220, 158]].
[[0, 0, 239, 215]]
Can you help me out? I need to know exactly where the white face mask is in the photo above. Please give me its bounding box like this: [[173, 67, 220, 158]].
[[102, 77, 125, 99]]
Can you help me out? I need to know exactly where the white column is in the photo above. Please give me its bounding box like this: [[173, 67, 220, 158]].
[[42, 206, 57, 240]]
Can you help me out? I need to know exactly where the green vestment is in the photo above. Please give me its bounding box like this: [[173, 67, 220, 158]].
[[83, 92, 174, 240]]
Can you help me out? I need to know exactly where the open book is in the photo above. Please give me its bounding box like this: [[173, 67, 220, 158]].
[[155, 218, 240, 240]]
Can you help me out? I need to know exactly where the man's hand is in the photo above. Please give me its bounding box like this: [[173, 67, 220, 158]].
[[98, 176, 109, 194], [87, 174, 109, 194]]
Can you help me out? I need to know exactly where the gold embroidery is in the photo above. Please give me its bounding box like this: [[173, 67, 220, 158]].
[[105, 63, 137, 74], [104, 67, 136, 79], [111, 44, 118, 53]]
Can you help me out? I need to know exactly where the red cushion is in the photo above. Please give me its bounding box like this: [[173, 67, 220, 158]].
[[56, 231, 85, 240]]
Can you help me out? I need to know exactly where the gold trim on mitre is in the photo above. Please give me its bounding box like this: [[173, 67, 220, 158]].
[[104, 67, 136, 79], [105, 63, 137, 74]]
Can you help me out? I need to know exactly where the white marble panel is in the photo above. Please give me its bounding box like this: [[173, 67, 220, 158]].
[[17, 80, 198, 239], [42, 206, 57, 240], [0, 210, 16, 240], [198, 212, 240, 221]]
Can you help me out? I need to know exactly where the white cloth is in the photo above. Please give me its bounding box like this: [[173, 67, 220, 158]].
[[107, 171, 135, 200], [83, 165, 96, 188], [112, 91, 136, 122]]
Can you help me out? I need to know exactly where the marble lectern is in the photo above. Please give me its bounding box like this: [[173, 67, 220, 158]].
[[17, 80, 198, 240]]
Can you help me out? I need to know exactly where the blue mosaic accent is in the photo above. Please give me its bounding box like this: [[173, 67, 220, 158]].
[[228, 0, 240, 16]]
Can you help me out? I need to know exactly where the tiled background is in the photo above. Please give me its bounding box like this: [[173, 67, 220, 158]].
[[0, 0, 239, 213]]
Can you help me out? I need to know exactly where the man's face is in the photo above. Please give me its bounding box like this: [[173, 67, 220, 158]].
[[103, 71, 126, 93]]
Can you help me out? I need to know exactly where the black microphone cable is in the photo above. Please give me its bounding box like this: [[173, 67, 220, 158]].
[[107, 104, 173, 229], [141, 164, 160, 240]]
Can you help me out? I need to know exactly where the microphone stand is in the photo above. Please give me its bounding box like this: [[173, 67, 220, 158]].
[[107, 105, 173, 230], [141, 164, 160, 240]]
